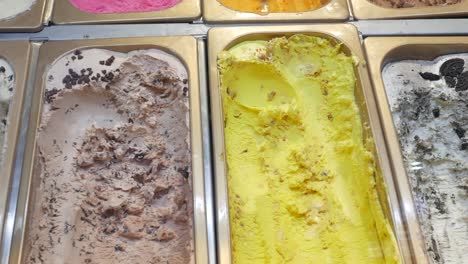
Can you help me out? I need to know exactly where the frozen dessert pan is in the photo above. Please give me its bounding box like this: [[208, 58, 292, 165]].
[[0, 0, 48, 32], [363, 36, 468, 264], [350, 0, 468, 19], [8, 36, 208, 264], [52, 0, 200, 24], [0, 41, 31, 250], [203, 0, 349, 23], [208, 24, 414, 264]]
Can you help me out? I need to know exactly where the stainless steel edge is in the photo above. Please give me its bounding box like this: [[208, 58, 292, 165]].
[[0, 41, 43, 264], [43, 0, 54, 26], [196, 36, 217, 264], [2, 20, 468, 41]]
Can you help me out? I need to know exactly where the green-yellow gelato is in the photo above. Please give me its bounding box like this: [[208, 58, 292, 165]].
[[217, 34, 401, 263]]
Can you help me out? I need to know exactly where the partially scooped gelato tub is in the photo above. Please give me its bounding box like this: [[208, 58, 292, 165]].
[[203, 0, 349, 23], [209, 25, 414, 264], [69, 0, 182, 14], [10, 37, 208, 264], [217, 0, 328, 13], [52, 0, 200, 24], [350, 0, 468, 19], [364, 36, 468, 263]]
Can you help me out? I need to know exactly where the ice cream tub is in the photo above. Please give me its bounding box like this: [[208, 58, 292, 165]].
[[0, 41, 31, 252], [364, 37, 468, 264], [0, 0, 48, 32], [9, 36, 208, 264], [203, 0, 349, 23], [208, 24, 416, 264], [52, 0, 200, 24], [350, 0, 468, 19]]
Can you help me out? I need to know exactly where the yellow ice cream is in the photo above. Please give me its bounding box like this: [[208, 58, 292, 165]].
[[218, 35, 401, 263], [217, 0, 326, 13]]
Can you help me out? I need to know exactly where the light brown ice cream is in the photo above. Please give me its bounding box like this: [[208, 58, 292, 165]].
[[369, 0, 460, 8], [25, 49, 193, 264]]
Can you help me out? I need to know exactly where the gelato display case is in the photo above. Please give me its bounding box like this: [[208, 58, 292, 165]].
[[0, 0, 467, 263]]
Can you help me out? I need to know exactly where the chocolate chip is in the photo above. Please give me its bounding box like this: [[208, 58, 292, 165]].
[[73, 50, 82, 56], [77, 55, 84, 60], [45, 88, 59, 103], [177, 166, 190, 179], [1, 119, 6, 125], [419, 72, 440, 81], [99, 60, 105, 65], [432, 108, 440, 118], [0, 66, 5, 73], [456, 71, 468, 91], [71, 56, 76, 61], [452, 122, 465, 139], [440, 58, 464, 77]]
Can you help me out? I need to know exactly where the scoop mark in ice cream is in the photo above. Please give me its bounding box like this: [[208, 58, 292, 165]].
[[25, 49, 194, 264]]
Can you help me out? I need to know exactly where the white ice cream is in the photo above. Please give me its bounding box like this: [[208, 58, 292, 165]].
[[382, 55, 468, 264], [0, 58, 14, 168], [0, 0, 36, 21]]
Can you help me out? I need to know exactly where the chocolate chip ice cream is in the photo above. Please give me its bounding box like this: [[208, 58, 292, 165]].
[[25, 48, 194, 264]]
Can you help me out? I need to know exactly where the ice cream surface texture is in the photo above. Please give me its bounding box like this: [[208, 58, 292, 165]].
[[382, 55, 468, 264], [0, 58, 14, 168], [25, 48, 194, 264], [217, 0, 327, 13], [69, 0, 182, 14], [368, 0, 460, 8], [0, 0, 36, 20], [218, 34, 401, 263]]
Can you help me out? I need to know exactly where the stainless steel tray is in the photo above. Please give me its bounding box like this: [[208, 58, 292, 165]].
[[9, 36, 208, 264], [0, 0, 48, 32], [203, 0, 349, 23], [208, 24, 414, 264], [0, 40, 31, 252], [350, 0, 468, 20], [52, 0, 200, 24], [363, 36, 468, 264]]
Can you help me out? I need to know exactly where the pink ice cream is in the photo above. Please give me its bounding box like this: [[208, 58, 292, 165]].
[[69, 0, 182, 14]]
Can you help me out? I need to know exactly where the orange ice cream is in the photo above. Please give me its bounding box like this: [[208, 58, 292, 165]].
[[217, 0, 327, 13]]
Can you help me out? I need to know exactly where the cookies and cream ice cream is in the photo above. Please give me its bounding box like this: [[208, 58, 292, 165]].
[[24, 48, 194, 264], [0, 58, 14, 168], [69, 0, 182, 14], [382, 55, 468, 264], [368, 0, 460, 8], [0, 0, 36, 21], [217, 0, 327, 13], [218, 34, 401, 263]]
